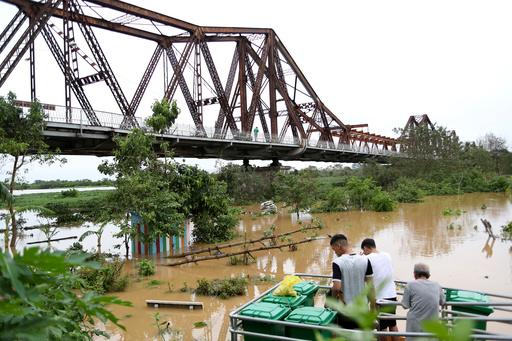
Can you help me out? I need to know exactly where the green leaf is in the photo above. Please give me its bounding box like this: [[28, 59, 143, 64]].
[[0, 251, 27, 300]]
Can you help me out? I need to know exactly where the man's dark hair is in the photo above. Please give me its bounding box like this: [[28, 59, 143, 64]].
[[414, 263, 431, 279], [330, 234, 348, 246], [361, 238, 376, 249]]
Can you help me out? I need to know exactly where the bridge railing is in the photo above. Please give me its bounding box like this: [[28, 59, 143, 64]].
[[44, 105, 143, 128], [39, 104, 401, 157]]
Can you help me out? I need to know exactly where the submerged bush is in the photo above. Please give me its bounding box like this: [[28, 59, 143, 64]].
[[319, 187, 349, 212], [77, 258, 129, 293], [138, 259, 156, 277], [61, 188, 79, 197], [489, 176, 510, 192], [195, 277, 248, 299], [502, 221, 512, 240], [371, 191, 395, 212], [392, 179, 424, 203]]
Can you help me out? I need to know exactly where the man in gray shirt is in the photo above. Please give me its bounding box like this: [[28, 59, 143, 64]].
[[402, 263, 445, 337], [331, 234, 375, 329]]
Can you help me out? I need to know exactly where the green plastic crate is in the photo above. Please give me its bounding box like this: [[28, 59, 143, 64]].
[[293, 281, 319, 306], [284, 307, 337, 340], [446, 289, 494, 331], [261, 293, 308, 309], [240, 302, 291, 341]]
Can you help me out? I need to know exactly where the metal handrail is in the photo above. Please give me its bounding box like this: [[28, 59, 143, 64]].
[[229, 272, 512, 341], [30, 103, 404, 157]]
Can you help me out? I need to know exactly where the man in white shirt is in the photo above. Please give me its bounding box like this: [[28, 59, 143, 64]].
[[361, 238, 399, 340], [331, 234, 375, 329]]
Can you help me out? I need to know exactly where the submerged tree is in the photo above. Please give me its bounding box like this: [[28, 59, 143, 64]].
[[99, 113, 238, 251], [274, 171, 317, 218], [0, 92, 63, 250]]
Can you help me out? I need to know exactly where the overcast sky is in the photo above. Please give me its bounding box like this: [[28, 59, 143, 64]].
[[1, 0, 511, 182]]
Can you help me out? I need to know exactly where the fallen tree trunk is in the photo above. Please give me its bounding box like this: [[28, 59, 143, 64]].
[[167, 224, 322, 259], [163, 237, 326, 267], [26, 236, 78, 245], [0, 224, 55, 233], [481, 218, 496, 239]]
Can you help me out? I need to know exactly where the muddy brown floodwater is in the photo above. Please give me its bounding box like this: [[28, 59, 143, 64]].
[[103, 193, 512, 340]]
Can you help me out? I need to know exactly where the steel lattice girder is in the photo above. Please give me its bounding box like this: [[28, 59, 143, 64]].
[[0, 0, 397, 150]]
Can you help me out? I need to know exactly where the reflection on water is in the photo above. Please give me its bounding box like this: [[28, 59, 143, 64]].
[[3, 192, 512, 339], [482, 236, 496, 258], [0, 210, 123, 255]]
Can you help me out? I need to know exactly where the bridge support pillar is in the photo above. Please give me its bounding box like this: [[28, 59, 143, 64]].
[[270, 158, 281, 168], [242, 158, 250, 170]]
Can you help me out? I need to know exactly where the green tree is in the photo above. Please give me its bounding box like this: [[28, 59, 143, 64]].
[[478, 133, 508, 174], [145, 99, 179, 134], [0, 92, 62, 250], [173, 164, 238, 243], [0, 247, 131, 340], [99, 126, 238, 249], [98, 129, 184, 256], [274, 171, 317, 217], [79, 224, 108, 255], [216, 163, 275, 203], [320, 187, 349, 212], [345, 177, 377, 211], [395, 124, 463, 178]]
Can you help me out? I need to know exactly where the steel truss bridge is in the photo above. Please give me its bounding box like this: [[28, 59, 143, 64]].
[[0, 0, 401, 162]]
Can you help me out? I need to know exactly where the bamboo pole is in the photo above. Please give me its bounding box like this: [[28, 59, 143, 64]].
[[166, 224, 321, 259], [163, 237, 326, 266]]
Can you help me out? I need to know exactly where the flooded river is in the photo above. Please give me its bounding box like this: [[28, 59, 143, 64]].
[[104, 192, 512, 340], [3, 192, 512, 339]]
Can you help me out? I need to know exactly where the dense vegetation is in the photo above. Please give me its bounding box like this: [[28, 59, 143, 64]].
[[217, 125, 511, 214], [9, 190, 112, 225], [96, 99, 239, 254], [0, 247, 130, 340], [195, 277, 248, 299], [8, 178, 114, 190], [0, 92, 62, 249]]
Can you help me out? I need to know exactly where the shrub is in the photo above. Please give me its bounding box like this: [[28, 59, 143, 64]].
[[345, 177, 378, 210], [61, 188, 79, 197], [489, 176, 510, 192], [77, 258, 129, 293], [138, 259, 156, 277], [320, 187, 349, 212], [192, 207, 239, 243], [502, 221, 512, 240], [458, 169, 489, 193], [371, 191, 395, 212], [392, 179, 424, 203], [195, 277, 248, 299]]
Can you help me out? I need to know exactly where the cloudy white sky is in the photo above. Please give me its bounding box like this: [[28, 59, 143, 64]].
[[1, 0, 511, 181]]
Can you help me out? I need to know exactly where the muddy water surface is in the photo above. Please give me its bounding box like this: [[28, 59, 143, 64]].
[[103, 193, 512, 340]]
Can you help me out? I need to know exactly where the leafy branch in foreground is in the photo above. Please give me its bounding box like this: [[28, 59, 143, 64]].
[[0, 247, 131, 340]]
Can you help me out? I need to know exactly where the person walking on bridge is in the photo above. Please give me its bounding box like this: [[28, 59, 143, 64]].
[[253, 126, 259, 141], [401, 263, 445, 339], [361, 238, 399, 341]]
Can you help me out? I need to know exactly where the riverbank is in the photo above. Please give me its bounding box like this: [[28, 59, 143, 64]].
[[8, 188, 113, 209], [10, 179, 114, 190]]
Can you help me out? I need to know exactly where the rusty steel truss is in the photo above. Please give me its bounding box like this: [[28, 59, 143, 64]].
[[0, 0, 398, 151]]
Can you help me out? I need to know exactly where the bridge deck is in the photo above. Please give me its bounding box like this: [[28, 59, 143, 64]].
[[43, 121, 400, 163]]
